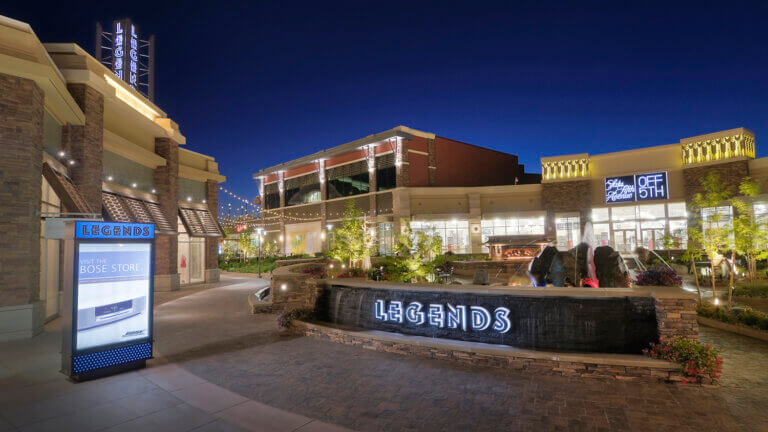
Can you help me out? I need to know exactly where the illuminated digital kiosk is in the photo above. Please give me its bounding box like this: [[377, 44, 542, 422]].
[[61, 221, 155, 381]]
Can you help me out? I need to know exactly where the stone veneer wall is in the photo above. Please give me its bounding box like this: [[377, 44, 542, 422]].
[[270, 259, 328, 311], [0, 73, 44, 308], [541, 180, 592, 235], [62, 84, 104, 213], [682, 159, 750, 202], [292, 321, 689, 384], [653, 297, 699, 340], [205, 179, 220, 282], [154, 138, 180, 291]]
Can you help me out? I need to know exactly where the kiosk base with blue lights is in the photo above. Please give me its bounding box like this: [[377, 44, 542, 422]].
[[61, 221, 155, 381]]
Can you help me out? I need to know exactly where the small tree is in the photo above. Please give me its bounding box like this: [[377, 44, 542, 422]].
[[329, 201, 373, 269], [262, 240, 279, 257], [732, 177, 768, 285], [390, 220, 443, 282], [238, 227, 255, 262], [689, 172, 734, 301]]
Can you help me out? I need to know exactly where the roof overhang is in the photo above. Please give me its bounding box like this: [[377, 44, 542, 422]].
[[252, 126, 434, 179]]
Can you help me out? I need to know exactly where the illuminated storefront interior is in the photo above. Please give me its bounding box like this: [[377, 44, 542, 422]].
[[591, 203, 688, 252], [411, 220, 471, 254]]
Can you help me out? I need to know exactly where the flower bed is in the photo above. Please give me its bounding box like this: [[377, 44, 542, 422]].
[[644, 336, 722, 384], [634, 266, 682, 287]]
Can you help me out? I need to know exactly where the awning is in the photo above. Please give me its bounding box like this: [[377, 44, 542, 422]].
[[101, 190, 175, 234], [42, 162, 93, 215], [178, 204, 223, 237]]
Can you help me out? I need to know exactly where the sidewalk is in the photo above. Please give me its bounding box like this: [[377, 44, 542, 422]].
[[0, 275, 352, 432]]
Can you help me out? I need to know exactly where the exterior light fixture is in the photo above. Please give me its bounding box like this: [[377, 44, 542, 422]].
[[320, 231, 326, 240], [68, 160, 76, 165], [58, 151, 66, 157], [202, 199, 207, 203], [131, 183, 137, 188], [329, 264, 334, 269], [714, 298, 719, 305], [326, 224, 333, 230], [279, 234, 284, 242], [107, 176, 114, 181], [341, 264, 346, 269], [151, 189, 157, 194], [186, 196, 192, 202], [280, 284, 287, 291]]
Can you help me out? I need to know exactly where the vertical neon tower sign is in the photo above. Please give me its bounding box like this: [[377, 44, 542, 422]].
[[96, 19, 155, 101]]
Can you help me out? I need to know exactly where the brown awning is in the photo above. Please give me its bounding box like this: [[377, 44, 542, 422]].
[[42, 162, 93, 215], [179, 204, 223, 237], [102, 190, 175, 234]]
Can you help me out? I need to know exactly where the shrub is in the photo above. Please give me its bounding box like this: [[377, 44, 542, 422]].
[[644, 336, 723, 383], [277, 308, 315, 328], [634, 266, 682, 286], [697, 302, 768, 331], [732, 282, 768, 298], [300, 265, 325, 279]]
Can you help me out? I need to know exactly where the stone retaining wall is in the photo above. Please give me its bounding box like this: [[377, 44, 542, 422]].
[[271, 259, 328, 311], [292, 321, 688, 384], [653, 297, 699, 340]]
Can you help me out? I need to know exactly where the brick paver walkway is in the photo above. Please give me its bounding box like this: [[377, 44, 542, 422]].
[[155, 275, 768, 432]]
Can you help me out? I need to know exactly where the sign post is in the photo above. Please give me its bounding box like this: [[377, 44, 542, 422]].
[[61, 221, 155, 381]]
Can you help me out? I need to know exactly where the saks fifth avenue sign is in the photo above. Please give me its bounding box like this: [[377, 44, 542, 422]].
[[374, 300, 512, 333], [605, 171, 668, 204]]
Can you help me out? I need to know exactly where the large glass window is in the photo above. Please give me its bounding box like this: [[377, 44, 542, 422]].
[[178, 217, 205, 284], [411, 220, 470, 254], [555, 215, 580, 250], [263, 182, 280, 210], [378, 222, 394, 255], [284, 174, 321, 206], [327, 161, 370, 199], [480, 214, 546, 251], [376, 153, 396, 191], [702, 206, 733, 230], [590, 202, 687, 252], [40, 177, 61, 320]]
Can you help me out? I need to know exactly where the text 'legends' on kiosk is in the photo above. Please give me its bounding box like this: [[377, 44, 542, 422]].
[[67, 222, 155, 379]]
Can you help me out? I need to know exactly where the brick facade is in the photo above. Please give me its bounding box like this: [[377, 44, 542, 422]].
[[62, 84, 104, 213], [205, 180, 220, 280], [153, 138, 179, 288], [0, 73, 44, 307], [682, 159, 750, 202], [541, 179, 592, 235]]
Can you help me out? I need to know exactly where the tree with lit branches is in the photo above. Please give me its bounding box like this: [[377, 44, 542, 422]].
[[329, 201, 374, 269]]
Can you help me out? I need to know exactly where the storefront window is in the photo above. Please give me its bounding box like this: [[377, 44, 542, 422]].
[[378, 222, 394, 255], [411, 220, 470, 254], [555, 215, 580, 250], [285, 174, 321, 206], [376, 153, 396, 191], [480, 214, 546, 251], [592, 202, 687, 252], [327, 161, 370, 199], [178, 217, 205, 284], [702, 206, 733, 230], [592, 208, 609, 222], [40, 177, 61, 320]]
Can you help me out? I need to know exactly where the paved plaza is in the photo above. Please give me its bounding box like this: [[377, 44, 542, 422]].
[[1, 274, 767, 431]]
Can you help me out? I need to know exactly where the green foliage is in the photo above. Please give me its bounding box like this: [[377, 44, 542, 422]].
[[328, 201, 373, 268], [219, 256, 279, 274], [238, 228, 256, 259], [698, 302, 768, 331], [731, 177, 768, 281], [262, 240, 280, 257], [644, 336, 723, 383], [732, 282, 768, 298], [385, 221, 443, 282], [277, 308, 316, 328]]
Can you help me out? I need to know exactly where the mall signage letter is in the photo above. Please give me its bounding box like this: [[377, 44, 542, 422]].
[[374, 299, 512, 333], [605, 171, 668, 204]]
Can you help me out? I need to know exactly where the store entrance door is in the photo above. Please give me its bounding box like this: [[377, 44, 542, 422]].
[[614, 230, 637, 252], [641, 229, 665, 250]]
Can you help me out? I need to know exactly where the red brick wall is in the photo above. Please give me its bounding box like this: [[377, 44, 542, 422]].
[[433, 137, 521, 187], [0, 73, 44, 306], [63, 84, 104, 212], [154, 138, 179, 276]]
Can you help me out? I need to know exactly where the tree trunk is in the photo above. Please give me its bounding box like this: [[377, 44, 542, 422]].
[[728, 251, 735, 304], [710, 260, 718, 301], [692, 260, 702, 303]]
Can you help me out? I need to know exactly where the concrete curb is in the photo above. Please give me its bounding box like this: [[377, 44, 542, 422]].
[[697, 316, 768, 342]]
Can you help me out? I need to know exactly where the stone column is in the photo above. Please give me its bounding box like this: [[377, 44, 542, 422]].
[[318, 161, 328, 251], [62, 84, 104, 213], [368, 145, 377, 219], [278, 172, 287, 255], [153, 138, 180, 291], [205, 180, 220, 282], [396, 137, 409, 188], [0, 73, 45, 340]]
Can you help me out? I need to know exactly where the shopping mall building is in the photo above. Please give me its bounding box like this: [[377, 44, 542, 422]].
[[254, 126, 764, 258], [0, 16, 225, 340]]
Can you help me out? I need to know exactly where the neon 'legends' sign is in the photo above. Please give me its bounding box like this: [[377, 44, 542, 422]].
[[374, 300, 512, 333], [605, 171, 668, 204]]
